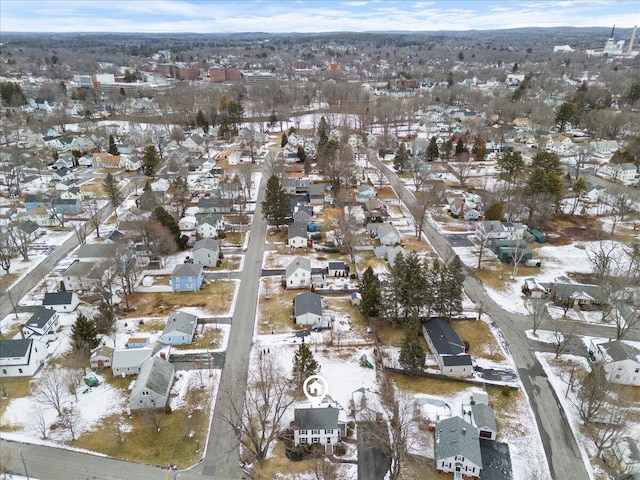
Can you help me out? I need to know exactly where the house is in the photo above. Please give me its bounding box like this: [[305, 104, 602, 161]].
[[373, 245, 408, 267], [471, 403, 497, 440], [367, 223, 401, 246], [549, 276, 603, 307], [92, 153, 122, 169], [352, 387, 384, 422], [20, 307, 59, 341], [90, 345, 114, 369], [14, 221, 42, 242], [170, 264, 205, 292], [103, 229, 130, 246], [285, 257, 312, 289], [161, 311, 198, 345], [599, 162, 638, 183], [293, 205, 314, 223], [435, 416, 482, 478], [294, 292, 323, 326], [288, 222, 309, 248], [475, 221, 528, 242], [42, 291, 80, 312], [198, 197, 233, 214], [183, 134, 206, 153], [20, 206, 58, 227], [522, 278, 549, 299], [589, 340, 640, 386], [450, 199, 481, 221], [59, 186, 83, 201], [150, 178, 171, 193], [178, 216, 197, 232], [129, 357, 175, 410], [196, 213, 225, 238], [293, 406, 347, 454], [592, 140, 619, 158], [24, 195, 50, 212], [51, 167, 76, 184], [52, 197, 83, 215], [356, 184, 377, 203], [193, 238, 220, 267], [53, 156, 74, 170], [0, 338, 48, 377], [607, 436, 640, 478], [363, 199, 388, 223], [112, 347, 154, 377], [422, 318, 473, 377], [76, 243, 123, 261], [122, 156, 142, 172], [126, 336, 150, 349], [328, 261, 349, 277]]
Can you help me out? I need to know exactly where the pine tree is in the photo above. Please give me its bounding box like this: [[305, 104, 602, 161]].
[[152, 207, 187, 250], [138, 182, 158, 211], [292, 342, 319, 389], [317, 116, 329, 148], [471, 137, 487, 161], [426, 136, 439, 162], [102, 173, 122, 216], [399, 331, 424, 375], [439, 257, 464, 320], [281, 132, 288, 148], [360, 267, 382, 319], [393, 143, 409, 172], [261, 175, 289, 230], [71, 313, 99, 354], [442, 140, 453, 161], [196, 109, 209, 133], [142, 145, 160, 177], [267, 110, 278, 128], [455, 139, 466, 155], [108, 135, 119, 155]]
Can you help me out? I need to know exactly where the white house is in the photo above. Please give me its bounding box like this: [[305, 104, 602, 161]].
[[435, 416, 482, 478], [42, 291, 80, 312], [590, 340, 640, 386], [422, 319, 473, 377], [293, 405, 347, 454], [0, 338, 48, 377], [112, 347, 154, 377], [475, 221, 527, 241], [179, 216, 197, 231], [90, 345, 114, 369], [294, 291, 323, 326], [129, 357, 175, 410], [196, 214, 225, 238], [122, 156, 142, 172], [192, 238, 220, 267], [20, 307, 59, 342], [598, 162, 637, 183], [367, 223, 401, 246], [288, 222, 309, 248], [285, 257, 312, 289]]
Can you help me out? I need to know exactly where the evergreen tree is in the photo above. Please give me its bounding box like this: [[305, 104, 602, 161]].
[[497, 150, 525, 185], [524, 151, 564, 219], [442, 140, 453, 161], [261, 175, 289, 230], [484, 203, 505, 221], [292, 342, 320, 389], [281, 132, 288, 148], [360, 267, 382, 319], [440, 256, 464, 320], [71, 313, 99, 353], [447, 72, 454, 88], [399, 331, 424, 375], [426, 136, 439, 162], [555, 102, 575, 131], [108, 135, 119, 155], [317, 116, 329, 148], [152, 207, 188, 250], [471, 137, 487, 161], [142, 145, 160, 177], [138, 182, 159, 211], [102, 173, 122, 216], [393, 143, 410, 172], [455, 139, 466, 155], [196, 109, 209, 133], [267, 109, 278, 128]]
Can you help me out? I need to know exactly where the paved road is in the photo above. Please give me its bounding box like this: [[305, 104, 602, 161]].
[[197, 160, 270, 479], [368, 150, 590, 480]]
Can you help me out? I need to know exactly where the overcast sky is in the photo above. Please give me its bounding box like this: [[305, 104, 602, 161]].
[[1, 0, 639, 33]]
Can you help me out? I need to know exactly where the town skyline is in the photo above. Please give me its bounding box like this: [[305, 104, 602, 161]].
[[2, 0, 639, 34]]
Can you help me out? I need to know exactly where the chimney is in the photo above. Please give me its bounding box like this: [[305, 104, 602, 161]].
[[627, 26, 637, 55]]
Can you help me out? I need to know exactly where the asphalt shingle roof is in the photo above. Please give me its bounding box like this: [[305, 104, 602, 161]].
[[294, 407, 339, 430], [24, 307, 56, 329], [294, 292, 322, 317], [130, 357, 175, 397], [0, 339, 32, 359], [43, 291, 74, 306], [436, 416, 482, 466]]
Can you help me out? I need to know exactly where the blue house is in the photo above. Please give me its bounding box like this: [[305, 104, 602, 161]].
[[53, 197, 83, 215], [170, 264, 205, 292], [24, 195, 50, 212], [161, 311, 198, 345]]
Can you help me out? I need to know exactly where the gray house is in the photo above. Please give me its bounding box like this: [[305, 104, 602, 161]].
[[293, 406, 347, 453], [294, 291, 323, 326], [422, 318, 473, 377], [435, 416, 482, 478], [193, 239, 220, 267], [161, 311, 199, 345], [471, 403, 497, 440], [128, 357, 175, 410], [112, 347, 154, 377], [367, 223, 401, 246]]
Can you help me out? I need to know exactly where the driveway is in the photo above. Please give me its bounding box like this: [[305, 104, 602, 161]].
[[357, 421, 391, 480]]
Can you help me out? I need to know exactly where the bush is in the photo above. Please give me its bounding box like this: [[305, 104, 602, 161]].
[[350, 273, 357, 280], [501, 385, 511, 397], [164, 404, 172, 414]]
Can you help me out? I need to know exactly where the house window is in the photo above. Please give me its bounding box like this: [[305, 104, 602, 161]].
[[299, 430, 307, 435], [325, 429, 332, 434], [18, 369, 23, 374], [449, 368, 453, 373], [300, 437, 307, 444], [311, 430, 320, 435], [312, 437, 320, 443], [2, 369, 6, 375], [142, 391, 149, 396], [635, 368, 639, 373]]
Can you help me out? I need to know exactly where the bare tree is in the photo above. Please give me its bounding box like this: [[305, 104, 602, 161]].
[[311, 454, 337, 480], [452, 159, 473, 187], [508, 241, 529, 278], [0, 230, 16, 273], [147, 125, 170, 160], [8, 225, 33, 261], [60, 405, 81, 441], [610, 192, 636, 235], [587, 239, 622, 278], [578, 362, 613, 425], [143, 408, 164, 433], [85, 198, 104, 239], [35, 368, 70, 416], [527, 298, 548, 335], [64, 369, 85, 402], [591, 405, 625, 456], [221, 352, 295, 465], [612, 303, 640, 340], [33, 405, 49, 439], [69, 220, 87, 245], [550, 317, 575, 358]]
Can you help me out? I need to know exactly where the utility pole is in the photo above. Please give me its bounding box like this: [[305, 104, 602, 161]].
[[20, 449, 30, 480]]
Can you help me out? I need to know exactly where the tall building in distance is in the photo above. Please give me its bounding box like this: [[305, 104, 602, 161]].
[[208, 68, 241, 83]]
